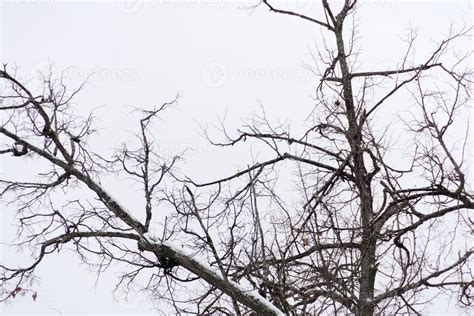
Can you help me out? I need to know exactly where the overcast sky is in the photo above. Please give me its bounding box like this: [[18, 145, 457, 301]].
[[1, 0, 472, 315]]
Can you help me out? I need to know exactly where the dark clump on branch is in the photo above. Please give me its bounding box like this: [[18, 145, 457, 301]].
[[12, 143, 28, 157]]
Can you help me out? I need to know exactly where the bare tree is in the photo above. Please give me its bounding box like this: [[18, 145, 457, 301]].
[[1, 1, 472, 315]]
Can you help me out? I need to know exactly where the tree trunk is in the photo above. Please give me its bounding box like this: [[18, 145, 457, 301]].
[[334, 18, 377, 316]]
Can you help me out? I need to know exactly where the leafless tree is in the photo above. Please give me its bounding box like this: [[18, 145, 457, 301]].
[[1, 1, 472, 315]]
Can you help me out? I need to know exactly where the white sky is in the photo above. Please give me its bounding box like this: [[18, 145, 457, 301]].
[[1, 0, 472, 315]]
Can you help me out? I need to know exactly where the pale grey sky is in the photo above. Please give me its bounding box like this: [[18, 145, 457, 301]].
[[1, 0, 472, 315]]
